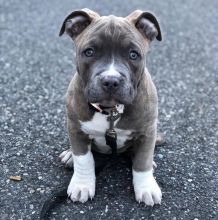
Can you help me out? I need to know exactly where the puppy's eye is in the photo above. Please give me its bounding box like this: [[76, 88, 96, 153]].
[[129, 51, 139, 60], [84, 48, 94, 57]]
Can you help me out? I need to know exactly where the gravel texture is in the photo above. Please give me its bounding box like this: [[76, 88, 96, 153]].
[[0, 0, 217, 219]]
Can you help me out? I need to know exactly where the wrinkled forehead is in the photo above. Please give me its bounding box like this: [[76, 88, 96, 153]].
[[77, 16, 148, 52]]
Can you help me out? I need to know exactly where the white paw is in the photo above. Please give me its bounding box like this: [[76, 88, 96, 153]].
[[133, 169, 162, 206], [67, 175, 95, 203], [59, 149, 74, 167], [67, 151, 96, 203]]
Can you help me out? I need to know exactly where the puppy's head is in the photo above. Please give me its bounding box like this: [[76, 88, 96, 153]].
[[60, 9, 161, 107]]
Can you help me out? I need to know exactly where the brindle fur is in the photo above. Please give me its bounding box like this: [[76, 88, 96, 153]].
[[60, 9, 162, 171]]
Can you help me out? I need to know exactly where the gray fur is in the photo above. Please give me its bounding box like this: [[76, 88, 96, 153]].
[[60, 9, 162, 171]]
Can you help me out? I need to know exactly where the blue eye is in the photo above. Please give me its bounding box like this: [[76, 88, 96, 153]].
[[129, 51, 139, 60], [84, 48, 94, 57]]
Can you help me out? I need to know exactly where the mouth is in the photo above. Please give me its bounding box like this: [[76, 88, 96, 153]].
[[98, 99, 119, 107], [86, 86, 134, 107], [87, 91, 121, 107]]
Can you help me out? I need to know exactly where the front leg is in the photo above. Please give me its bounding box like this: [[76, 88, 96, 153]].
[[132, 122, 162, 206], [66, 118, 95, 203], [67, 150, 95, 203]]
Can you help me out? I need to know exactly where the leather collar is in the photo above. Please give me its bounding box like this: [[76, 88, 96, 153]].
[[88, 103, 124, 115]]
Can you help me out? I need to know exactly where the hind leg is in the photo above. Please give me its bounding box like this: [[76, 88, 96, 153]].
[[156, 133, 165, 146], [59, 149, 74, 168], [152, 133, 165, 169]]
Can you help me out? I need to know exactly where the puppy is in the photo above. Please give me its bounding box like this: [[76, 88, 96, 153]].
[[59, 9, 162, 206]]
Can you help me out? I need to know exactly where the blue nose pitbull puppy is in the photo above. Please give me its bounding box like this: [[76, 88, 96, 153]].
[[59, 9, 163, 206]]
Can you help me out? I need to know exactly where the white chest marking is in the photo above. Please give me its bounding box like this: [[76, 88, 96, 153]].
[[80, 112, 132, 151]]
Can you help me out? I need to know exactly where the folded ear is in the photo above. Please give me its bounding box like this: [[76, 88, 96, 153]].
[[59, 8, 100, 39], [126, 10, 162, 42]]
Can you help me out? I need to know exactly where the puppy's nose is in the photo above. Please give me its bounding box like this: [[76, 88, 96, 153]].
[[101, 76, 121, 91]]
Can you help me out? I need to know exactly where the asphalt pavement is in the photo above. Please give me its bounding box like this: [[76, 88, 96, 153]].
[[0, 0, 217, 219]]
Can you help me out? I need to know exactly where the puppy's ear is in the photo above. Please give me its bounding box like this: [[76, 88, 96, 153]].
[[59, 8, 100, 39], [126, 10, 162, 41]]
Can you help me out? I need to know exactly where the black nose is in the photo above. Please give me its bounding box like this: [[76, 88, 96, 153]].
[[101, 76, 121, 91]]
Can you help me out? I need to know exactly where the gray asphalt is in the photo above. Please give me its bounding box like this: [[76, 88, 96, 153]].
[[0, 0, 218, 219]]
